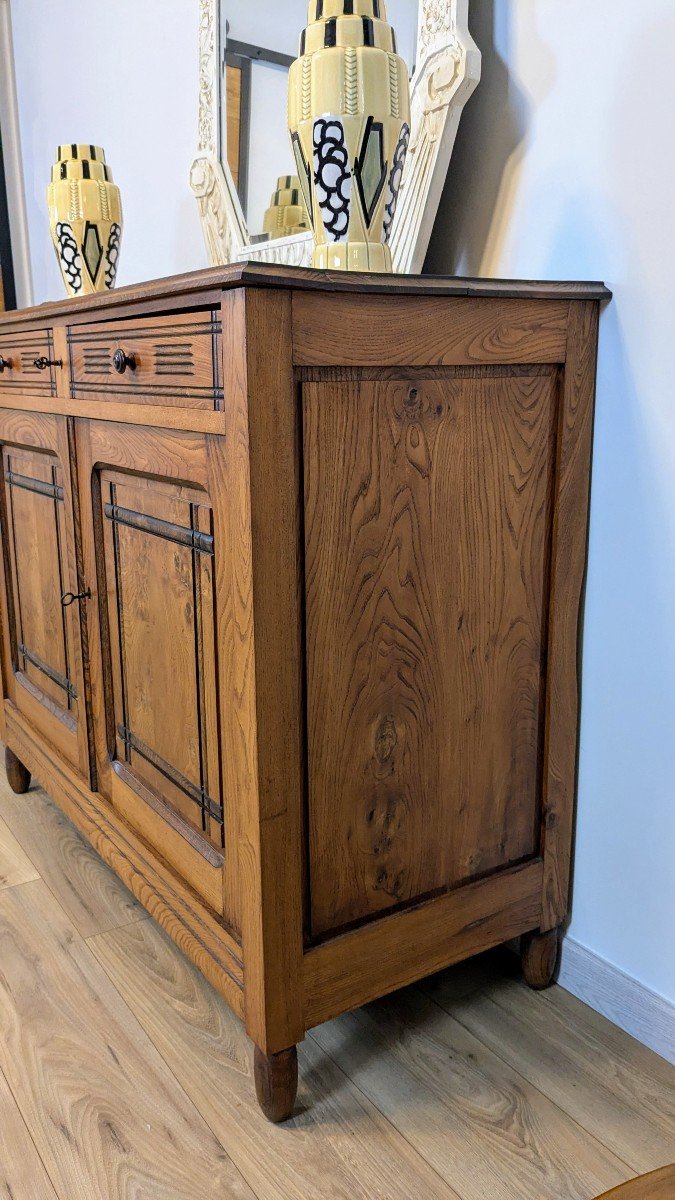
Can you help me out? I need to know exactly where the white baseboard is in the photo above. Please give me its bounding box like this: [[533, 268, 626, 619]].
[[558, 936, 675, 1066]]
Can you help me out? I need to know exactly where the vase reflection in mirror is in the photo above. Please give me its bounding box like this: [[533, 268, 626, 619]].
[[288, 1, 411, 272], [47, 145, 123, 297], [262, 176, 310, 241]]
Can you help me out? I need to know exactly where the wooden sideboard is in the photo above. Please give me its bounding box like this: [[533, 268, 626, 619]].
[[0, 264, 610, 1121]]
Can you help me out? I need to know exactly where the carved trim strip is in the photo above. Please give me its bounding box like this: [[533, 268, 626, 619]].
[[103, 503, 214, 556], [67, 320, 221, 344], [18, 642, 78, 700], [4, 470, 64, 501], [117, 724, 224, 825]]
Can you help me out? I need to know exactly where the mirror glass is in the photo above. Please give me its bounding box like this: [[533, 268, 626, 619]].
[[220, 1, 418, 240]]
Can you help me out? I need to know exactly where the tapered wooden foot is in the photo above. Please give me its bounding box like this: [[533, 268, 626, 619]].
[[4, 746, 31, 795], [521, 927, 561, 989], [253, 1044, 298, 1123]]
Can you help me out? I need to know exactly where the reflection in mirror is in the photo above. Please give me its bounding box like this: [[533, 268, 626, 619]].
[[220, 1, 418, 241]]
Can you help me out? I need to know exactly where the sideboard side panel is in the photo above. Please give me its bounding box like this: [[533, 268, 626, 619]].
[[540, 300, 601, 928], [303, 365, 558, 938]]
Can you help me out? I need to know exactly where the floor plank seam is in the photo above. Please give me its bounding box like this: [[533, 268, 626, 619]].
[[414, 982, 640, 1178], [0, 1061, 62, 1198], [305, 1026, 471, 1200], [85, 928, 264, 1200]]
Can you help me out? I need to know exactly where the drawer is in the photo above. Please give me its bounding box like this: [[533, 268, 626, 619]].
[[67, 309, 223, 408], [0, 328, 59, 395]]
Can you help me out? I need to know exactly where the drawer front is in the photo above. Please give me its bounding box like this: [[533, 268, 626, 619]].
[[67, 309, 223, 408], [0, 329, 58, 395]]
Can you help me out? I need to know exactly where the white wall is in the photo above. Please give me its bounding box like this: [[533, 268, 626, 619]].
[[10, 0, 207, 304], [428, 0, 675, 1008]]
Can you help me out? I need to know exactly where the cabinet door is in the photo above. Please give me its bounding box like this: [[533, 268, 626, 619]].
[[76, 420, 236, 926], [0, 411, 90, 776]]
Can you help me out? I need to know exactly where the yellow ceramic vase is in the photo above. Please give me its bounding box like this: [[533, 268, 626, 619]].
[[47, 145, 123, 296], [288, 0, 411, 272], [262, 175, 311, 239]]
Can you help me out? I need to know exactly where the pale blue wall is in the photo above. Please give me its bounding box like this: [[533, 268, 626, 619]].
[[10, 0, 208, 303], [428, 0, 675, 1004]]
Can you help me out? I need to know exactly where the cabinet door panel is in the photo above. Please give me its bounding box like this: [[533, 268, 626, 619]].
[[304, 369, 557, 938], [76, 421, 232, 923], [0, 412, 89, 775], [101, 471, 222, 847]]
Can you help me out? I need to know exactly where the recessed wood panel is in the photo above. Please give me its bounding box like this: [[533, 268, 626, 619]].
[[2, 447, 76, 715], [100, 471, 223, 852], [304, 368, 557, 937]]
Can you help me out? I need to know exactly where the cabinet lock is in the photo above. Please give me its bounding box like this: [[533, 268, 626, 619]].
[[61, 588, 91, 607]]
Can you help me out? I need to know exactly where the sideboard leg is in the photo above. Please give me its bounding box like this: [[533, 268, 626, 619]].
[[4, 746, 31, 795], [253, 1044, 298, 1123], [521, 927, 562, 990]]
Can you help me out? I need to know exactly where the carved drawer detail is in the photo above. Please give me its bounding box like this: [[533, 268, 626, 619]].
[[0, 329, 59, 394], [67, 310, 223, 408]]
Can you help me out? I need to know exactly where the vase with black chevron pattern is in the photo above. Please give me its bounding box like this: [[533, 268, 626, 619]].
[[288, 0, 411, 272], [47, 145, 123, 296]]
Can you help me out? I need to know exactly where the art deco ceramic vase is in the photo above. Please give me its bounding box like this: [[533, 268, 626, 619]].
[[47, 145, 123, 296], [288, 0, 411, 272], [262, 175, 310, 240]]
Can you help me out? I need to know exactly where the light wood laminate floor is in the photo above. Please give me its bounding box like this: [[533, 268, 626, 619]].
[[0, 761, 673, 1200]]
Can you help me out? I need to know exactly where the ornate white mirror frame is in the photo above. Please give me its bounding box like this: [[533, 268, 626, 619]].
[[190, 1, 480, 273]]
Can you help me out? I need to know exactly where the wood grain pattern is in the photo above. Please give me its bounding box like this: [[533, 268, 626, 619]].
[[68, 309, 223, 409], [521, 926, 561, 989], [0, 263, 611, 333], [422, 959, 675, 1176], [0, 327, 58, 394], [303, 860, 543, 1028], [313, 985, 628, 1200], [218, 287, 305, 1053], [0, 389, 227, 434], [293, 295, 570, 366], [5, 706, 245, 1018], [0, 809, 38, 889], [594, 1166, 675, 1200], [90, 916, 463, 1200], [75, 419, 230, 917], [541, 301, 600, 927], [0, 879, 254, 1200], [0, 1066, 58, 1200], [0, 273, 608, 1120], [253, 1044, 298, 1123], [4, 743, 30, 794], [304, 371, 556, 934], [0, 410, 89, 776], [0, 769, 142, 936]]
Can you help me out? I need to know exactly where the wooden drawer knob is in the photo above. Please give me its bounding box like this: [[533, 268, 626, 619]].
[[0, 355, 13, 372], [112, 348, 136, 374]]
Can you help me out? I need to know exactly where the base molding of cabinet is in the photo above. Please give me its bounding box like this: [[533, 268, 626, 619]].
[[253, 1044, 298, 1124], [303, 860, 544, 1029], [4, 744, 31, 794], [3, 704, 245, 1018]]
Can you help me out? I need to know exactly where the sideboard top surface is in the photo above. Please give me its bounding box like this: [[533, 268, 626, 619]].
[[0, 263, 612, 328]]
